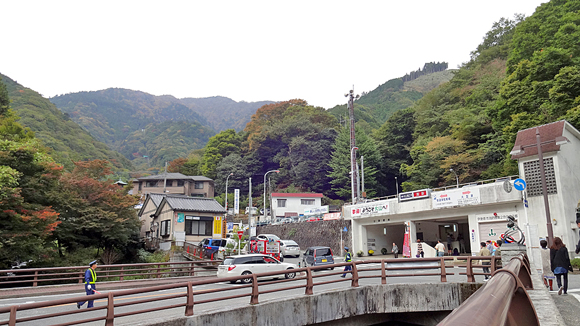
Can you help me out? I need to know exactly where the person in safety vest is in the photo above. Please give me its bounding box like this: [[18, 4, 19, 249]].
[[341, 247, 352, 278], [77, 260, 98, 309]]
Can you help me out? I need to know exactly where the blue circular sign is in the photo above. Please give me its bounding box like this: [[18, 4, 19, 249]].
[[514, 178, 527, 191]]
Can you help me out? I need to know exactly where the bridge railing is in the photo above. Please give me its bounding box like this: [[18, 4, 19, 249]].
[[0, 260, 219, 288], [438, 253, 538, 326], [0, 256, 498, 326]]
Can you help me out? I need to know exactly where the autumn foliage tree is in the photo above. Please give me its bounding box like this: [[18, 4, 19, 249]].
[[51, 160, 140, 255]]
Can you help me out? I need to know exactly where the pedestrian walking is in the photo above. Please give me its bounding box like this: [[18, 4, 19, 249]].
[[478, 242, 491, 281], [416, 239, 424, 258], [341, 247, 352, 278], [575, 217, 580, 255], [391, 243, 399, 259], [550, 237, 573, 295], [435, 239, 446, 257], [77, 260, 98, 309], [540, 239, 555, 291]]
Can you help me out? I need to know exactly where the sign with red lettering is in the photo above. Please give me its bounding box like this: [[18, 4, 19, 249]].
[[399, 189, 430, 201]]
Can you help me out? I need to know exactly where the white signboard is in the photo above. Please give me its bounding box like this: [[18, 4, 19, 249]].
[[432, 188, 481, 209], [475, 212, 519, 222], [351, 200, 390, 217], [304, 205, 329, 215], [234, 189, 240, 215]]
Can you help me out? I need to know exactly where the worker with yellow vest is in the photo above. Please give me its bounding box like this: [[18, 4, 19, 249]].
[[341, 247, 353, 278], [77, 260, 98, 309]]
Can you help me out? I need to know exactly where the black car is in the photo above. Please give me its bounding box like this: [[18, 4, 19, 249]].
[[302, 246, 334, 269]]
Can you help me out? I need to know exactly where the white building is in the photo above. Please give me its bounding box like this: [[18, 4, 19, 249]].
[[344, 120, 580, 265], [271, 193, 323, 218]]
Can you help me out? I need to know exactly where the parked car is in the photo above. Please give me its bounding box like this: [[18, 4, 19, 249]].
[[245, 207, 258, 215], [257, 234, 280, 242], [259, 208, 271, 215], [302, 246, 334, 269], [217, 254, 297, 284], [280, 240, 300, 258], [199, 238, 230, 258]]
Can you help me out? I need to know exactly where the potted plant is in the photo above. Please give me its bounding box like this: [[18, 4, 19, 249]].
[[368, 249, 374, 256], [356, 250, 364, 257], [381, 248, 387, 255]]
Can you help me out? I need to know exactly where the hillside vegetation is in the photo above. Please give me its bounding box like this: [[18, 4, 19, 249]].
[[1, 74, 132, 170]]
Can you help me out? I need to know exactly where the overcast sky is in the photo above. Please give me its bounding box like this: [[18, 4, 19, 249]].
[[1, 1, 547, 109]]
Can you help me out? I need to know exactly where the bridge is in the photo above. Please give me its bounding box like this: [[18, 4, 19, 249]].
[[0, 253, 566, 326]]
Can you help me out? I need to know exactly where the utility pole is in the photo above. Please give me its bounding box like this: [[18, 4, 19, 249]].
[[163, 161, 168, 193], [345, 88, 360, 203]]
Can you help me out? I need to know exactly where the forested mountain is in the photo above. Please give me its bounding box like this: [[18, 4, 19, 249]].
[[328, 68, 455, 133], [0, 74, 132, 171], [177, 0, 580, 209], [180, 96, 274, 132], [50, 89, 271, 170]]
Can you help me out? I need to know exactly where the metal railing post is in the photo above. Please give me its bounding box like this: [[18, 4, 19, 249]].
[[156, 263, 161, 278], [120, 267, 124, 281], [305, 267, 313, 295], [350, 262, 359, 287], [466, 257, 475, 282], [440, 257, 447, 283], [250, 275, 259, 304], [185, 282, 194, 316], [33, 271, 38, 287], [8, 306, 16, 326], [79, 268, 84, 283], [190, 262, 195, 276], [105, 292, 115, 326], [381, 260, 386, 284]]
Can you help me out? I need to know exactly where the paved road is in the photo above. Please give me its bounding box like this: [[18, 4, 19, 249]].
[[2, 257, 579, 325]]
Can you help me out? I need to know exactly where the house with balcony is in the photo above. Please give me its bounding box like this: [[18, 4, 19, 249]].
[[271, 193, 323, 219], [132, 173, 214, 198]]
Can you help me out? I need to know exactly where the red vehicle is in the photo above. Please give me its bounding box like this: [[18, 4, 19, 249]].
[[250, 238, 283, 261]]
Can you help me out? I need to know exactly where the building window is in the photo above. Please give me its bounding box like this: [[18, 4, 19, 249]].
[[191, 193, 205, 198], [147, 181, 157, 187], [185, 217, 213, 236], [523, 158, 557, 197], [138, 182, 142, 191], [278, 199, 287, 207], [194, 181, 204, 189], [177, 180, 185, 187], [160, 220, 171, 237], [301, 199, 315, 205]]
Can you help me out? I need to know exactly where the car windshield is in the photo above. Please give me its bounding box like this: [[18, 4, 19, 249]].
[[222, 258, 235, 265]]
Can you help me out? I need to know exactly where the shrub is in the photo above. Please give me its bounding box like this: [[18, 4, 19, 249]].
[[381, 248, 387, 255], [356, 250, 364, 257], [571, 258, 580, 270]]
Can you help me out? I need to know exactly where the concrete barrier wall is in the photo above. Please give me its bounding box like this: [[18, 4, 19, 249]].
[[136, 283, 481, 326]]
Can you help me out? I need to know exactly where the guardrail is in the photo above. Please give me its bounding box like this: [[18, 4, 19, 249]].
[[438, 253, 538, 326], [0, 260, 219, 288], [0, 256, 506, 326]]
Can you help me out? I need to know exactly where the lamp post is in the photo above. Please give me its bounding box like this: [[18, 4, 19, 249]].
[[510, 127, 570, 247], [395, 176, 399, 197], [449, 168, 459, 188], [225, 173, 233, 215], [350, 146, 359, 204], [264, 170, 279, 222]]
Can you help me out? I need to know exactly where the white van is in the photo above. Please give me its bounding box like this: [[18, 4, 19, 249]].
[[245, 207, 258, 215]]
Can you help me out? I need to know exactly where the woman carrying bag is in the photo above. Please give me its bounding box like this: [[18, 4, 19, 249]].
[[550, 237, 573, 295]]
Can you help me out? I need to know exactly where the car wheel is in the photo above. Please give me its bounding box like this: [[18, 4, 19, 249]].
[[285, 268, 296, 279], [330, 267, 334, 270], [229, 280, 237, 284], [241, 271, 253, 284]]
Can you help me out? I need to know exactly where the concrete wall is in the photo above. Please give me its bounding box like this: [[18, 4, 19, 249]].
[[136, 283, 481, 326], [257, 220, 352, 257]]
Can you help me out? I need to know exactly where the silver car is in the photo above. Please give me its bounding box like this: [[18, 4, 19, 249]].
[[280, 240, 300, 258], [217, 254, 297, 284]]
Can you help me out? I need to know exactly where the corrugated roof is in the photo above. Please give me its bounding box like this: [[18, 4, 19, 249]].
[[271, 193, 323, 198], [162, 196, 225, 213]]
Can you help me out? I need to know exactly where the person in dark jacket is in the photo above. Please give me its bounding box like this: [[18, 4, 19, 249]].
[[550, 237, 573, 295]]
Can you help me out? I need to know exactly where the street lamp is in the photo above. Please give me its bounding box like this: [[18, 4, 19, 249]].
[[225, 173, 233, 215], [395, 176, 399, 197], [264, 170, 279, 222], [350, 147, 359, 204], [510, 128, 570, 247], [449, 168, 459, 188]]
